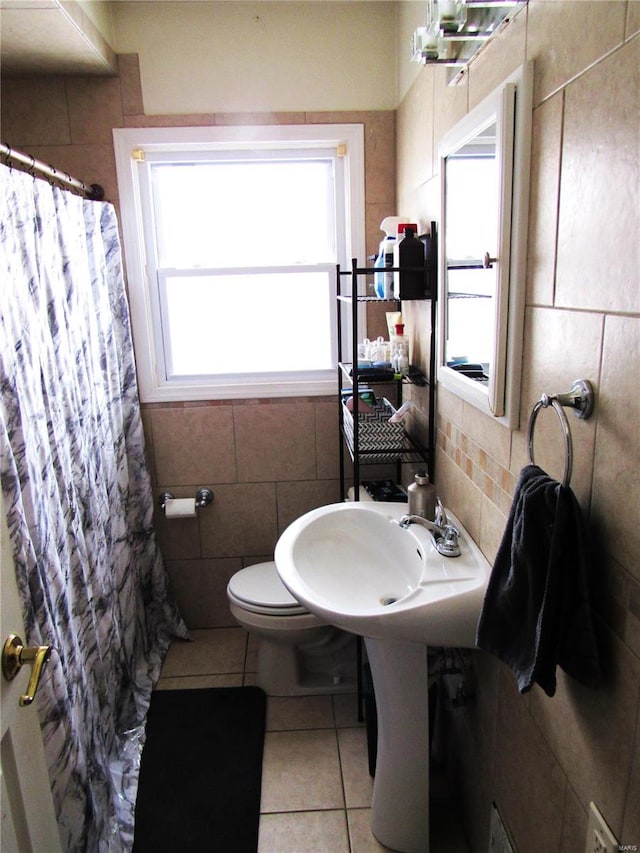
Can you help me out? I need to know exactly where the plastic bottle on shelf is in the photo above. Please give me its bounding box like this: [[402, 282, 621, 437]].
[[373, 236, 396, 299], [373, 251, 386, 299], [396, 349, 409, 375], [369, 336, 387, 363], [393, 224, 426, 300], [391, 323, 409, 373], [374, 217, 404, 299], [408, 470, 437, 520], [358, 338, 371, 360]]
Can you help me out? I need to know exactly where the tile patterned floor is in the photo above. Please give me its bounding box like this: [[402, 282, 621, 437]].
[[157, 628, 470, 852]]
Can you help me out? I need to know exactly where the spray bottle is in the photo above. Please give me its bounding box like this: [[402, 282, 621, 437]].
[[374, 216, 405, 299]]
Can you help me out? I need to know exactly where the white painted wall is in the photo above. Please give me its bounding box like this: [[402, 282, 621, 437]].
[[112, 1, 399, 114]]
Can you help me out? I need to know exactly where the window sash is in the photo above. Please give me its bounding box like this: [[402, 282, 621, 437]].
[[148, 154, 339, 269], [157, 265, 337, 383]]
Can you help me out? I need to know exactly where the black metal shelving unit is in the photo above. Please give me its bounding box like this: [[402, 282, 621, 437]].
[[336, 222, 438, 500]]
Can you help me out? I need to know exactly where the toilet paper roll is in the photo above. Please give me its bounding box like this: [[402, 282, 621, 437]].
[[164, 497, 197, 519]]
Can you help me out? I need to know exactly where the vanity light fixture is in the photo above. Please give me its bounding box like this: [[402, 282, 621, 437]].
[[411, 0, 527, 84]]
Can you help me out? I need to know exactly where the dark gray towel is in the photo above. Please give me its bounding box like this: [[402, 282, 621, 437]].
[[476, 465, 601, 697]]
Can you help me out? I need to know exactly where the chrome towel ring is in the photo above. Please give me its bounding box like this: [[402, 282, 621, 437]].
[[526, 380, 595, 488]]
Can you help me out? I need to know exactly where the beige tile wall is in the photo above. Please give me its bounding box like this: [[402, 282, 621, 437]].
[[396, 1, 640, 850], [144, 397, 343, 627], [0, 58, 396, 630]]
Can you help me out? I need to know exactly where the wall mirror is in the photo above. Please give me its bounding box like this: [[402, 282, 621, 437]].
[[438, 62, 533, 428]]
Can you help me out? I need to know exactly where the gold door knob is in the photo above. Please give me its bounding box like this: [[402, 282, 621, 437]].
[[2, 634, 52, 707]]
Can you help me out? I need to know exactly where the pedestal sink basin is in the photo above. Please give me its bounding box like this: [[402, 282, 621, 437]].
[[274, 501, 488, 647], [274, 501, 491, 853]]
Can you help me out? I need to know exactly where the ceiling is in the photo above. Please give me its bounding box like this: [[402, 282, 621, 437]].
[[0, 0, 118, 76]]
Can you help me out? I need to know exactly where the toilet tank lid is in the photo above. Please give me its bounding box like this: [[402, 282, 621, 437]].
[[228, 561, 304, 610]]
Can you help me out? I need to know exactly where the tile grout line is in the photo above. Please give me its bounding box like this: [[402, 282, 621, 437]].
[[331, 703, 354, 853]]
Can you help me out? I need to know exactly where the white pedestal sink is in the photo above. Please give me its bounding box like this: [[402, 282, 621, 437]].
[[275, 501, 490, 853]]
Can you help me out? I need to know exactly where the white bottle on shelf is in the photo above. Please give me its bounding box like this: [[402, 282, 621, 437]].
[[391, 323, 409, 373]]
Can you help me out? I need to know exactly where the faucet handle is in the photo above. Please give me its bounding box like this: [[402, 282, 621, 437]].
[[439, 525, 461, 558], [434, 498, 447, 527]]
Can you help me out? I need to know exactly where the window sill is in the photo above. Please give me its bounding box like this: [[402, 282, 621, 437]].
[[138, 373, 337, 403]]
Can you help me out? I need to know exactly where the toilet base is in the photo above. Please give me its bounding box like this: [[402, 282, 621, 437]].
[[228, 592, 358, 697], [255, 633, 357, 697]]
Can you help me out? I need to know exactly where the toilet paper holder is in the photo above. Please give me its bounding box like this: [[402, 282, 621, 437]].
[[159, 488, 214, 512]]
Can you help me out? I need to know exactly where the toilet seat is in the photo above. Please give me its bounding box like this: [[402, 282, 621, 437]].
[[227, 561, 309, 617]]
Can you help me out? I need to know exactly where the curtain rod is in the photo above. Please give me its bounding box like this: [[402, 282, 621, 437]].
[[0, 142, 105, 201]]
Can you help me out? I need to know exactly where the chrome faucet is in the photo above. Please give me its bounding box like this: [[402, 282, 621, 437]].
[[398, 503, 461, 558]]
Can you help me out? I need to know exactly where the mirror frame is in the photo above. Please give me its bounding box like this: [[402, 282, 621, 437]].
[[437, 62, 533, 429]]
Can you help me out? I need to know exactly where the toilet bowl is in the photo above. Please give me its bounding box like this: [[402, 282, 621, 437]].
[[227, 561, 356, 696]]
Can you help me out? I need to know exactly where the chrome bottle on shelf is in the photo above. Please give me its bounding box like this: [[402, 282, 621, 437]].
[[407, 470, 437, 520]]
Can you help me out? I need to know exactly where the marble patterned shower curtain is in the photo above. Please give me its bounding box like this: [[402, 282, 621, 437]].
[[0, 165, 189, 851]]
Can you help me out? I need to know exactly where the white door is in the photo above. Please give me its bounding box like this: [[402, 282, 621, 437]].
[[0, 493, 62, 852]]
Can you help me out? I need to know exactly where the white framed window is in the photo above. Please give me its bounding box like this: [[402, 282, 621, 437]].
[[113, 124, 365, 401]]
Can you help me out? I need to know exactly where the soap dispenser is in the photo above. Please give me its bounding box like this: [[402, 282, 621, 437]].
[[408, 470, 437, 520]]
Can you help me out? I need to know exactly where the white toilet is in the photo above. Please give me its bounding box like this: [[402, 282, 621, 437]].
[[227, 561, 356, 696]]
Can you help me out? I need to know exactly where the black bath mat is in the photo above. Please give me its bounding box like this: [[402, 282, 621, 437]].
[[133, 686, 267, 853]]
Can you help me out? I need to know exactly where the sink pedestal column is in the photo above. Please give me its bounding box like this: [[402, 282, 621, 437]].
[[365, 637, 430, 853]]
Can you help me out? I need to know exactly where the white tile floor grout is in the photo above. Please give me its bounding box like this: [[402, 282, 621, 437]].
[[156, 627, 470, 853]]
